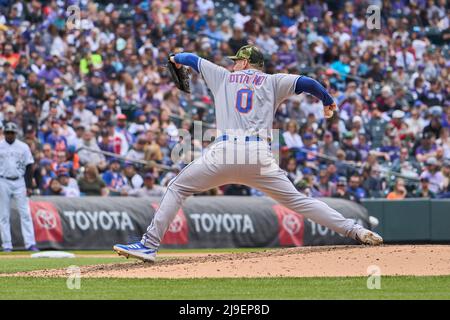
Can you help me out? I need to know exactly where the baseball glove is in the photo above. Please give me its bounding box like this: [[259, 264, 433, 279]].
[[167, 54, 191, 93]]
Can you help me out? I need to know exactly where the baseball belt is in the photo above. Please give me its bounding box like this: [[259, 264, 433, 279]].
[[0, 175, 20, 181]]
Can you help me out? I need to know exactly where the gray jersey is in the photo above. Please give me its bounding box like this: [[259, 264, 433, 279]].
[[198, 59, 299, 138], [0, 139, 34, 178]]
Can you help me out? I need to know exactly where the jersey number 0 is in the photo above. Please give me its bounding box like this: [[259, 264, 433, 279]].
[[235, 88, 253, 114]]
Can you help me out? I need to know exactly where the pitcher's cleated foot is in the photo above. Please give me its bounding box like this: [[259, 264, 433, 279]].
[[113, 242, 157, 263], [355, 228, 383, 246]]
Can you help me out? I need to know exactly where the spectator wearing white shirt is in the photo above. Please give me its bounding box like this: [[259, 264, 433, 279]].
[[283, 120, 303, 150], [420, 157, 444, 194], [395, 44, 416, 72], [196, 0, 214, 16], [256, 33, 279, 55], [126, 136, 147, 162], [76, 130, 106, 166], [73, 97, 96, 130], [121, 163, 144, 196], [129, 172, 165, 197], [57, 169, 80, 197]]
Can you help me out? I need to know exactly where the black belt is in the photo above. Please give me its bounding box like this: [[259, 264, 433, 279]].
[[0, 175, 19, 181], [215, 135, 264, 143]]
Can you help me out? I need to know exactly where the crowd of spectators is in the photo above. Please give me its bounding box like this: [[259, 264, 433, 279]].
[[0, 0, 448, 201]]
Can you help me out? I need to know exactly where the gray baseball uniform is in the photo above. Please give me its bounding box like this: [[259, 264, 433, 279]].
[[141, 57, 361, 249], [0, 138, 36, 250]]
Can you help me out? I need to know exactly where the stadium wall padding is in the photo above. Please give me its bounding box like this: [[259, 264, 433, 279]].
[[361, 199, 450, 243], [8, 196, 369, 250]]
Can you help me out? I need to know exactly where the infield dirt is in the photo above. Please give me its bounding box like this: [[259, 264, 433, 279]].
[[3, 245, 450, 278]]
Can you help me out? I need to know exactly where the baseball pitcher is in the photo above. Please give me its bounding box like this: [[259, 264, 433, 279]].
[[0, 122, 38, 252], [114, 45, 382, 262]]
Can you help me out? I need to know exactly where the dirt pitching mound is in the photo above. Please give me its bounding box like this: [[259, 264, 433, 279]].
[[7, 245, 450, 278]]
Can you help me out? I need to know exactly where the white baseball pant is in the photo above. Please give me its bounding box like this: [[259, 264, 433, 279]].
[[0, 178, 36, 250], [142, 138, 361, 249]]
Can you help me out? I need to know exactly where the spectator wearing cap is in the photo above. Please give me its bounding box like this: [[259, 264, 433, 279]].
[[72, 122, 85, 146], [77, 164, 108, 196], [121, 163, 144, 196], [76, 130, 106, 166], [424, 80, 445, 107], [412, 177, 436, 198], [295, 133, 317, 169], [423, 108, 443, 139], [37, 56, 62, 85], [98, 129, 115, 158], [386, 178, 408, 200], [378, 131, 402, 162], [415, 132, 438, 163], [37, 158, 56, 191], [2, 105, 17, 124], [420, 157, 444, 194], [102, 159, 127, 196], [128, 172, 165, 197], [355, 133, 371, 162], [45, 120, 67, 152], [57, 168, 80, 197], [106, 120, 129, 156], [115, 114, 133, 146], [332, 177, 357, 202], [341, 131, 362, 163], [392, 147, 421, 178], [65, 145, 80, 175], [390, 110, 405, 130], [317, 168, 336, 197], [347, 174, 367, 202], [127, 135, 147, 162], [128, 111, 150, 137], [395, 42, 416, 72], [366, 107, 388, 149], [87, 71, 105, 100], [73, 97, 96, 130], [40, 96, 66, 123], [318, 131, 339, 159]]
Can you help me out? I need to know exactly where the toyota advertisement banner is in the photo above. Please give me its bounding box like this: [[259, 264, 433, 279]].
[[9, 196, 369, 250]]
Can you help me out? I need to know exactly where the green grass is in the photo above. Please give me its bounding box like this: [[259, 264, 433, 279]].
[[0, 276, 449, 300], [0, 257, 130, 274], [0, 247, 271, 256]]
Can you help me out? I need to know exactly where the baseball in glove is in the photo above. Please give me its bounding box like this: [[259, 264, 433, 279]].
[[167, 54, 191, 93]]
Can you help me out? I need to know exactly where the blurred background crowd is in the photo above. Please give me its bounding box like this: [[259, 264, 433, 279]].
[[0, 0, 448, 201]]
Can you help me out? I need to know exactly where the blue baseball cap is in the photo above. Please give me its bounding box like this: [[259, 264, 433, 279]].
[[109, 158, 121, 165], [302, 167, 313, 175], [40, 158, 52, 166]]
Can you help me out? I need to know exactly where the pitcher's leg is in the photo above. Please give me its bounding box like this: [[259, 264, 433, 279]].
[[141, 158, 231, 249], [0, 181, 13, 250], [13, 184, 36, 248], [249, 169, 360, 238]]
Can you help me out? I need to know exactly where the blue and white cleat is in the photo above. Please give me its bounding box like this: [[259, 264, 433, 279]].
[[113, 242, 157, 263]]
